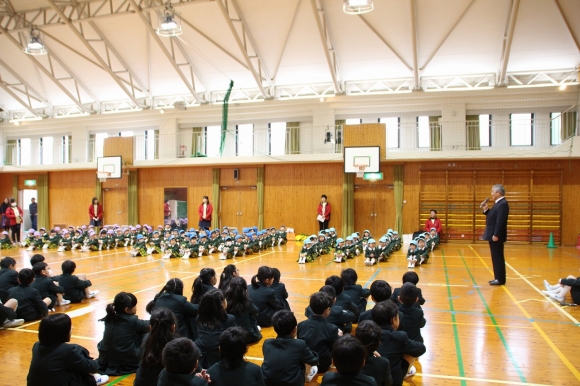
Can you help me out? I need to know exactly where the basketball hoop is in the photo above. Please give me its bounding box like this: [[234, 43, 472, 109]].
[[354, 164, 367, 178], [97, 172, 111, 183]]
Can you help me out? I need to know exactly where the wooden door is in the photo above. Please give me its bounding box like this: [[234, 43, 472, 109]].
[[239, 186, 258, 229], [219, 188, 239, 229], [354, 185, 394, 236], [103, 188, 128, 226]]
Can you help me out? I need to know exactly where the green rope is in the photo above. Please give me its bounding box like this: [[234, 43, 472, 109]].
[[220, 80, 234, 156]]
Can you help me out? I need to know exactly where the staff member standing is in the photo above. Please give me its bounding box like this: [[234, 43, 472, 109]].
[[317, 195, 331, 231], [29, 198, 38, 231], [482, 184, 509, 286], [0, 198, 9, 231], [198, 196, 213, 231], [5, 198, 23, 244], [89, 197, 103, 232], [424, 209, 442, 234], [163, 200, 171, 220]]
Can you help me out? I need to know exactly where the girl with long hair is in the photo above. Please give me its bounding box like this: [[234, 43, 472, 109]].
[[225, 277, 261, 343], [190, 268, 217, 304], [247, 266, 282, 327], [218, 264, 238, 292]]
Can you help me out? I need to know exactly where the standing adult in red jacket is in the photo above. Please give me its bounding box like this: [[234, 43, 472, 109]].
[[198, 196, 213, 231], [424, 210, 442, 234], [5, 198, 23, 243], [89, 197, 103, 231], [317, 195, 331, 231]]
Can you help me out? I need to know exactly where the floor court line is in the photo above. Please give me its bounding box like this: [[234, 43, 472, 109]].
[[6, 328, 98, 341], [469, 245, 580, 382]]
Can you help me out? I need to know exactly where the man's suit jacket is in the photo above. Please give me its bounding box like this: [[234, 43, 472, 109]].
[[483, 198, 509, 242]]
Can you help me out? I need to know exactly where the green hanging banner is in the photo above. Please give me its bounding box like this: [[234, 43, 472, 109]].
[[219, 80, 234, 156]]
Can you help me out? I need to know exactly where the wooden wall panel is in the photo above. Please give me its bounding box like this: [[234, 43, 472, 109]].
[[103, 137, 133, 165], [0, 173, 15, 201], [101, 173, 128, 189], [17, 174, 40, 190], [354, 163, 396, 235], [103, 188, 128, 225], [138, 167, 213, 227], [49, 170, 95, 228], [403, 163, 420, 234], [264, 163, 343, 236], [220, 167, 258, 187], [561, 160, 580, 245], [343, 124, 386, 159]]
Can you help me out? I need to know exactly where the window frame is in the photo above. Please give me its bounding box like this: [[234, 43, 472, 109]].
[[510, 113, 534, 146]]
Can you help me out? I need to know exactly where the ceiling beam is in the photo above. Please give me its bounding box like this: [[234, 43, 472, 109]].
[[497, 0, 521, 86], [46, 0, 146, 107], [171, 36, 209, 93], [0, 76, 40, 116], [310, 0, 342, 94], [553, 0, 580, 54], [216, 0, 269, 97], [127, 0, 205, 103], [272, 0, 302, 82], [409, 0, 420, 90], [0, 58, 51, 107], [420, 0, 477, 71], [0, 25, 95, 112]]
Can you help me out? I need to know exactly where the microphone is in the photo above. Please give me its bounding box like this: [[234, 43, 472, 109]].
[[480, 197, 490, 208]]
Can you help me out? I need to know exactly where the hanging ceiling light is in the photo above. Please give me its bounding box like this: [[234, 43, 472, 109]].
[[156, 2, 182, 37], [23, 26, 47, 55], [343, 0, 374, 15]]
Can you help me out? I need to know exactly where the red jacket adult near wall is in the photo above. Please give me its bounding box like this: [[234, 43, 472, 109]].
[[88, 204, 103, 221], [318, 202, 331, 221], [198, 202, 213, 222], [5, 205, 24, 226], [425, 217, 442, 234]]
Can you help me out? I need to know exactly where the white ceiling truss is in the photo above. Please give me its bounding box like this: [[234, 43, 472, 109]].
[[0, 0, 578, 118]]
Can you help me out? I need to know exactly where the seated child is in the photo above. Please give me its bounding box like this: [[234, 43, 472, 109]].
[[344, 236, 356, 260], [219, 236, 235, 260], [342, 268, 371, 314], [262, 310, 319, 386], [356, 320, 393, 386], [225, 277, 262, 343], [7, 268, 50, 321], [207, 327, 264, 386], [0, 231, 14, 249], [297, 239, 316, 264], [316, 233, 331, 256], [271, 268, 290, 311], [397, 283, 426, 343], [58, 260, 99, 303], [305, 285, 356, 334], [333, 238, 347, 263], [390, 272, 426, 306], [320, 335, 377, 386], [372, 301, 426, 386], [27, 231, 45, 251], [130, 234, 147, 257], [406, 241, 419, 268], [276, 225, 288, 246], [190, 268, 217, 305], [162, 236, 182, 259], [57, 230, 73, 252], [0, 257, 18, 303], [297, 291, 342, 373], [416, 236, 429, 264], [21, 228, 36, 248], [72, 229, 85, 250], [247, 267, 282, 327], [0, 298, 24, 328], [97, 292, 150, 375], [360, 280, 405, 332], [43, 229, 60, 250], [325, 275, 360, 320], [429, 228, 440, 250], [81, 231, 100, 252], [31, 262, 69, 309], [27, 313, 109, 386], [542, 275, 580, 304], [377, 237, 390, 262], [147, 231, 162, 255], [157, 338, 209, 386], [218, 264, 238, 292]]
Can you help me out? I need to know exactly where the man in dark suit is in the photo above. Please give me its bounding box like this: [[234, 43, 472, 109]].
[[482, 184, 509, 285]]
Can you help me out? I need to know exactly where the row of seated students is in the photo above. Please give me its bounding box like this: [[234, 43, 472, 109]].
[[405, 228, 440, 268]]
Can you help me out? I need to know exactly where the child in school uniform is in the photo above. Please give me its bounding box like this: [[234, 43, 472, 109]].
[[206, 327, 264, 386], [146, 231, 161, 254], [276, 225, 288, 246], [416, 236, 429, 264], [162, 236, 182, 259], [225, 277, 262, 343], [262, 310, 319, 386], [147, 278, 199, 340], [31, 262, 69, 309], [81, 231, 100, 252], [58, 260, 99, 303], [191, 268, 218, 305], [344, 236, 356, 259], [21, 228, 36, 248], [359, 280, 392, 322], [364, 239, 381, 266], [297, 291, 342, 373], [130, 234, 147, 257], [97, 292, 150, 375], [0, 298, 24, 328], [406, 241, 419, 268], [333, 238, 347, 263], [372, 301, 426, 386], [248, 266, 282, 327], [27, 313, 109, 386], [27, 231, 44, 251], [56, 230, 73, 252], [297, 239, 317, 264], [341, 268, 371, 315], [429, 228, 439, 250], [218, 265, 238, 292], [325, 275, 360, 320], [248, 233, 260, 253], [43, 229, 60, 250], [320, 335, 378, 386], [392, 231, 402, 251], [195, 290, 236, 369], [7, 268, 50, 321], [0, 257, 18, 304], [377, 237, 390, 262], [356, 320, 393, 386], [397, 283, 426, 344], [0, 231, 14, 249], [72, 229, 85, 250], [390, 272, 426, 306], [271, 268, 290, 311], [305, 285, 356, 335], [157, 338, 210, 386]]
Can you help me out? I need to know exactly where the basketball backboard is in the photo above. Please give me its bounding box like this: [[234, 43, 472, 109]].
[[97, 156, 122, 179], [344, 146, 380, 174]]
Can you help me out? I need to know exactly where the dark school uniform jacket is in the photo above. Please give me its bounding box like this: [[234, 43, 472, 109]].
[[58, 273, 92, 303], [270, 282, 291, 311], [261, 334, 319, 386], [97, 313, 150, 375], [0, 268, 18, 303], [296, 315, 339, 372], [229, 300, 262, 343], [156, 369, 208, 386], [390, 287, 425, 306], [151, 292, 199, 340], [376, 324, 426, 386], [195, 314, 237, 369], [359, 306, 406, 332], [305, 305, 356, 334], [7, 285, 48, 321], [133, 332, 177, 386], [0, 302, 17, 325], [27, 342, 99, 386], [398, 303, 426, 343], [31, 275, 64, 304], [335, 292, 360, 319], [321, 372, 378, 386], [361, 354, 393, 386], [248, 283, 282, 327], [207, 360, 265, 386], [344, 284, 371, 312]]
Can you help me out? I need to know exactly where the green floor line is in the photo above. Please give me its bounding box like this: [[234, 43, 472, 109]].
[[459, 250, 527, 383], [106, 373, 131, 385], [441, 249, 467, 386]]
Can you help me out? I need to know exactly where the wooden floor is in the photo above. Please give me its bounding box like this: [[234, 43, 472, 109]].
[[2, 242, 580, 386]]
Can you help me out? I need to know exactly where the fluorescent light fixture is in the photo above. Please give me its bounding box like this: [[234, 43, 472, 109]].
[[9, 116, 43, 123], [101, 108, 143, 114], [424, 86, 494, 92], [156, 3, 182, 37], [54, 112, 91, 119], [343, 0, 373, 14], [23, 26, 47, 55], [507, 82, 578, 89]]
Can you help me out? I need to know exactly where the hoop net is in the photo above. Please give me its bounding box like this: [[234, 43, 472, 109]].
[[354, 164, 367, 178], [97, 172, 111, 183]]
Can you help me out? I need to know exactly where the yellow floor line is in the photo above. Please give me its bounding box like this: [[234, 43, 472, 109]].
[[432, 320, 534, 330], [469, 245, 580, 382], [415, 373, 550, 386]]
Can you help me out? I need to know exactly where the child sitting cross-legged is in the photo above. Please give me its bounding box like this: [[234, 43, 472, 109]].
[[31, 262, 69, 310], [225, 277, 262, 344], [355, 320, 393, 386], [157, 338, 210, 386], [320, 334, 377, 386], [7, 268, 50, 321], [397, 283, 426, 344], [58, 260, 99, 303], [305, 285, 356, 335]]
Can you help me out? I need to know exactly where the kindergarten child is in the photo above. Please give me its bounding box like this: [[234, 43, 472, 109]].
[[297, 239, 317, 264], [276, 225, 288, 246], [333, 238, 347, 263], [130, 234, 147, 257], [0, 231, 14, 249], [364, 239, 380, 266], [406, 241, 419, 268], [56, 230, 73, 252], [58, 260, 99, 303]]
